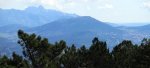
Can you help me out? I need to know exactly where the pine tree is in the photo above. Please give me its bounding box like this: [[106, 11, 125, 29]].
[[112, 40, 138, 68], [60, 44, 79, 68], [88, 37, 112, 68], [77, 45, 88, 67], [18, 30, 66, 68], [0, 52, 29, 68], [136, 38, 150, 68]]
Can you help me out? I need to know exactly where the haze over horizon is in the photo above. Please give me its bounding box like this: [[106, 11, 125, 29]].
[[0, 0, 150, 24]]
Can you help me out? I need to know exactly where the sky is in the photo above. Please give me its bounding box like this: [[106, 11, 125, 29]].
[[0, 0, 150, 24]]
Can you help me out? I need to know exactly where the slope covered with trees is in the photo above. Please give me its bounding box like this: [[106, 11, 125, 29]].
[[0, 30, 150, 68]]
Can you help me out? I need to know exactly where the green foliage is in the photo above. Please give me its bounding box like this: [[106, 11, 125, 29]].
[[0, 52, 29, 68], [0, 30, 150, 68], [18, 30, 66, 68], [77, 45, 88, 67], [60, 44, 79, 68], [112, 40, 138, 68], [88, 37, 112, 68], [135, 38, 150, 68]]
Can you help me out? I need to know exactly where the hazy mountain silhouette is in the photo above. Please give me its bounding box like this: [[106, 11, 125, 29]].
[[0, 37, 21, 56], [0, 24, 29, 33], [29, 16, 123, 48], [117, 24, 150, 44], [0, 6, 77, 27]]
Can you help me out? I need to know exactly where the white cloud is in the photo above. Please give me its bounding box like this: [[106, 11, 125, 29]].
[[98, 4, 114, 9], [143, 1, 150, 9], [0, 0, 114, 10]]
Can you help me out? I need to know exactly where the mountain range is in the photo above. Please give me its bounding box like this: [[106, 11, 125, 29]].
[[0, 6, 77, 27], [0, 6, 150, 55]]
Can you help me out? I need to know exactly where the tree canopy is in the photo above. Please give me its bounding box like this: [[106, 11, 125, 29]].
[[0, 30, 150, 68]]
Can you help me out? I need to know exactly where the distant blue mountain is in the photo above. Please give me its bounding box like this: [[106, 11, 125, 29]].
[[0, 37, 21, 56], [29, 16, 123, 48], [0, 6, 77, 27], [116, 24, 150, 44], [0, 24, 29, 33], [129, 24, 150, 32]]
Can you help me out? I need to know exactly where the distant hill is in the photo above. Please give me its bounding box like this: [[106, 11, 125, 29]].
[[0, 24, 29, 33], [128, 24, 150, 32], [0, 6, 77, 27], [0, 37, 21, 56], [117, 24, 150, 44], [29, 16, 123, 48]]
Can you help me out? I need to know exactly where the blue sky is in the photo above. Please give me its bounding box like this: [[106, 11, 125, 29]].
[[0, 0, 150, 24]]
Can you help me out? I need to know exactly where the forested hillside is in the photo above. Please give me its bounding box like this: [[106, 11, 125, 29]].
[[0, 30, 150, 68]]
